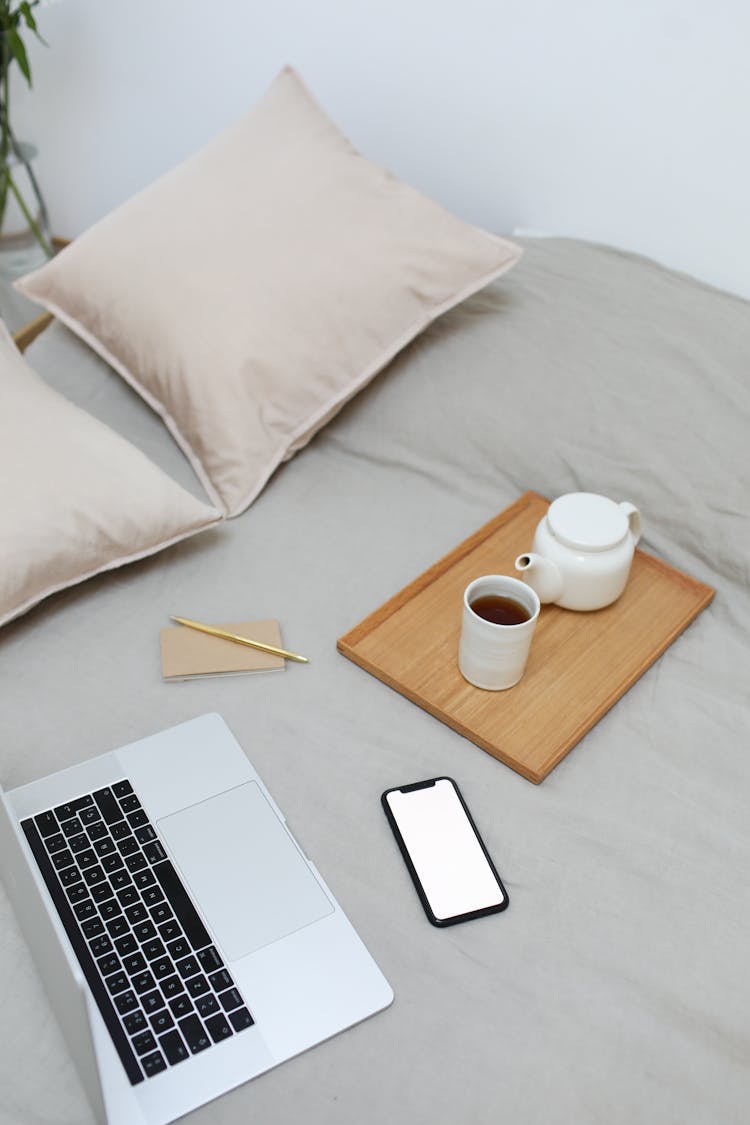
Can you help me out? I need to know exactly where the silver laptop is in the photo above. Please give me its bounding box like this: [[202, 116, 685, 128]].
[[0, 713, 392, 1124]]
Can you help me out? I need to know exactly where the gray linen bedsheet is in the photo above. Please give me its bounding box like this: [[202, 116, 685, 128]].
[[1, 237, 748, 1125]]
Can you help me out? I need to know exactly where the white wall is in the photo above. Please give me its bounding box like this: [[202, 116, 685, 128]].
[[13, 0, 750, 299]]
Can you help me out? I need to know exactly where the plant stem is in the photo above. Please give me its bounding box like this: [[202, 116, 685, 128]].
[[5, 165, 52, 255], [0, 34, 10, 229]]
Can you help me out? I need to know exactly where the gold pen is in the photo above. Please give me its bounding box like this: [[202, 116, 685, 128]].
[[170, 616, 309, 664]]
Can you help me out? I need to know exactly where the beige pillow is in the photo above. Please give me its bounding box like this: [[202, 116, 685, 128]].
[[0, 326, 221, 628], [17, 67, 521, 517]]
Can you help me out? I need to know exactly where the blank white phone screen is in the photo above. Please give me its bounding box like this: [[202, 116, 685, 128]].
[[387, 780, 505, 921]]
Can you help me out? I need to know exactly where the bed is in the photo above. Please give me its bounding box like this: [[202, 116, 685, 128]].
[[1, 226, 748, 1124]]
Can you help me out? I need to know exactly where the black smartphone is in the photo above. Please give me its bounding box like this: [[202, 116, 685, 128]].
[[381, 777, 508, 927]]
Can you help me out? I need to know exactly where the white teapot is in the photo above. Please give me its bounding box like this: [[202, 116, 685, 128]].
[[515, 492, 642, 611]]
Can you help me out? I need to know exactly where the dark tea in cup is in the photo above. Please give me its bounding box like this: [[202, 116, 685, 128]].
[[470, 594, 531, 626]]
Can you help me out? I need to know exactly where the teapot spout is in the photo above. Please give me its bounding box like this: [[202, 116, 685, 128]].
[[514, 552, 563, 604]]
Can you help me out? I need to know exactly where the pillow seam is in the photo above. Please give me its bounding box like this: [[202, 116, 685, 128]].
[[231, 244, 522, 513], [0, 511, 223, 629]]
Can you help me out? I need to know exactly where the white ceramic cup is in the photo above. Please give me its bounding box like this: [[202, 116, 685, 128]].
[[458, 575, 540, 691]]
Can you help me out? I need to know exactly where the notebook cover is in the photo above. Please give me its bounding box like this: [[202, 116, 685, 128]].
[[160, 619, 285, 680]]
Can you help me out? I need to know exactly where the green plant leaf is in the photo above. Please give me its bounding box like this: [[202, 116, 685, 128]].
[[7, 26, 32, 86], [19, 2, 46, 45], [20, 3, 38, 32]]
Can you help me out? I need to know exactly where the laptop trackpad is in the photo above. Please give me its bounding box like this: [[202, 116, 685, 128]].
[[157, 782, 333, 961]]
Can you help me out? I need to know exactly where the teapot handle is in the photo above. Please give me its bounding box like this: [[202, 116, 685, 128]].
[[619, 501, 642, 545]]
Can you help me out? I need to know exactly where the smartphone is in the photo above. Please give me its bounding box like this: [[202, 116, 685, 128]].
[[381, 777, 508, 926]]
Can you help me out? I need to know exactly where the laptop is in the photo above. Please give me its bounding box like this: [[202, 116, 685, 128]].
[[0, 713, 393, 1124]]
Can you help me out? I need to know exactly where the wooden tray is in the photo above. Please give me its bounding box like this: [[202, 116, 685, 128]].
[[337, 491, 714, 783]]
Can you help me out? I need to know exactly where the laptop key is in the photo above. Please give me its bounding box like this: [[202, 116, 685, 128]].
[[160, 974, 184, 999], [59, 866, 82, 887], [51, 848, 74, 871], [132, 1031, 157, 1057], [92, 882, 114, 903], [72, 795, 95, 811], [79, 805, 101, 826], [106, 971, 129, 996], [132, 971, 157, 995], [69, 833, 90, 853], [77, 849, 97, 869], [97, 953, 121, 977], [208, 969, 233, 992], [196, 946, 223, 972], [112, 780, 133, 799], [82, 917, 105, 939], [90, 933, 114, 957], [166, 938, 189, 961], [160, 1029, 190, 1065], [150, 903, 173, 926], [169, 994, 193, 1019], [143, 841, 167, 865], [152, 957, 175, 981], [111, 821, 131, 841], [93, 788, 125, 825], [34, 810, 59, 837], [122, 952, 147, 976], [123, 1010, 147, 1035], [53, 802, 77, 821], [99, 899, 123, 920], [126, 854, 148, 874], [107, 917, 130, 940], [141, 1050, 166, 1078], [120, 794, 141, 814], [186, 974, 210, 999], [74, 899, 97, 921], [110, 869, 132, 890], [134, 869, 157, 890], [87, 822, 108, 842], [158, 920, 182, 944], [62, 817, 83, 838], [102, 853, 125, 873], [142, 886, 164, 908], [150, 1009, 174, 1035], [179, 1014, 211, 1054], [45, 833, 66, 853], [175, 955, 200, 979], [205, 1013, 233, 1043], [218, 987, 243, 1012], [114, 990, 139, 1016], [195, 994, 220, 1018], [142, 938, 166, 961], [141, 990, 165, 1015], [133, 920, 157, 942], [66, 883, 89, 904], [84, 866, 106, 886], [228, 1007, 254, 1032], [115, 934, 138, 957]]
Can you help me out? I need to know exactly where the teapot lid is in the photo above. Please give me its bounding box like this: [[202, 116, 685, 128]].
[[547, 492, 628, 552]]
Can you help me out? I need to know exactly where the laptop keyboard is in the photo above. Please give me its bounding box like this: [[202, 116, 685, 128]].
[[21, 780, 254, 1085]]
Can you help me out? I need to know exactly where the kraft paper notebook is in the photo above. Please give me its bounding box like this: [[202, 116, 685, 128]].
[[160, 619, 285, 680]]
